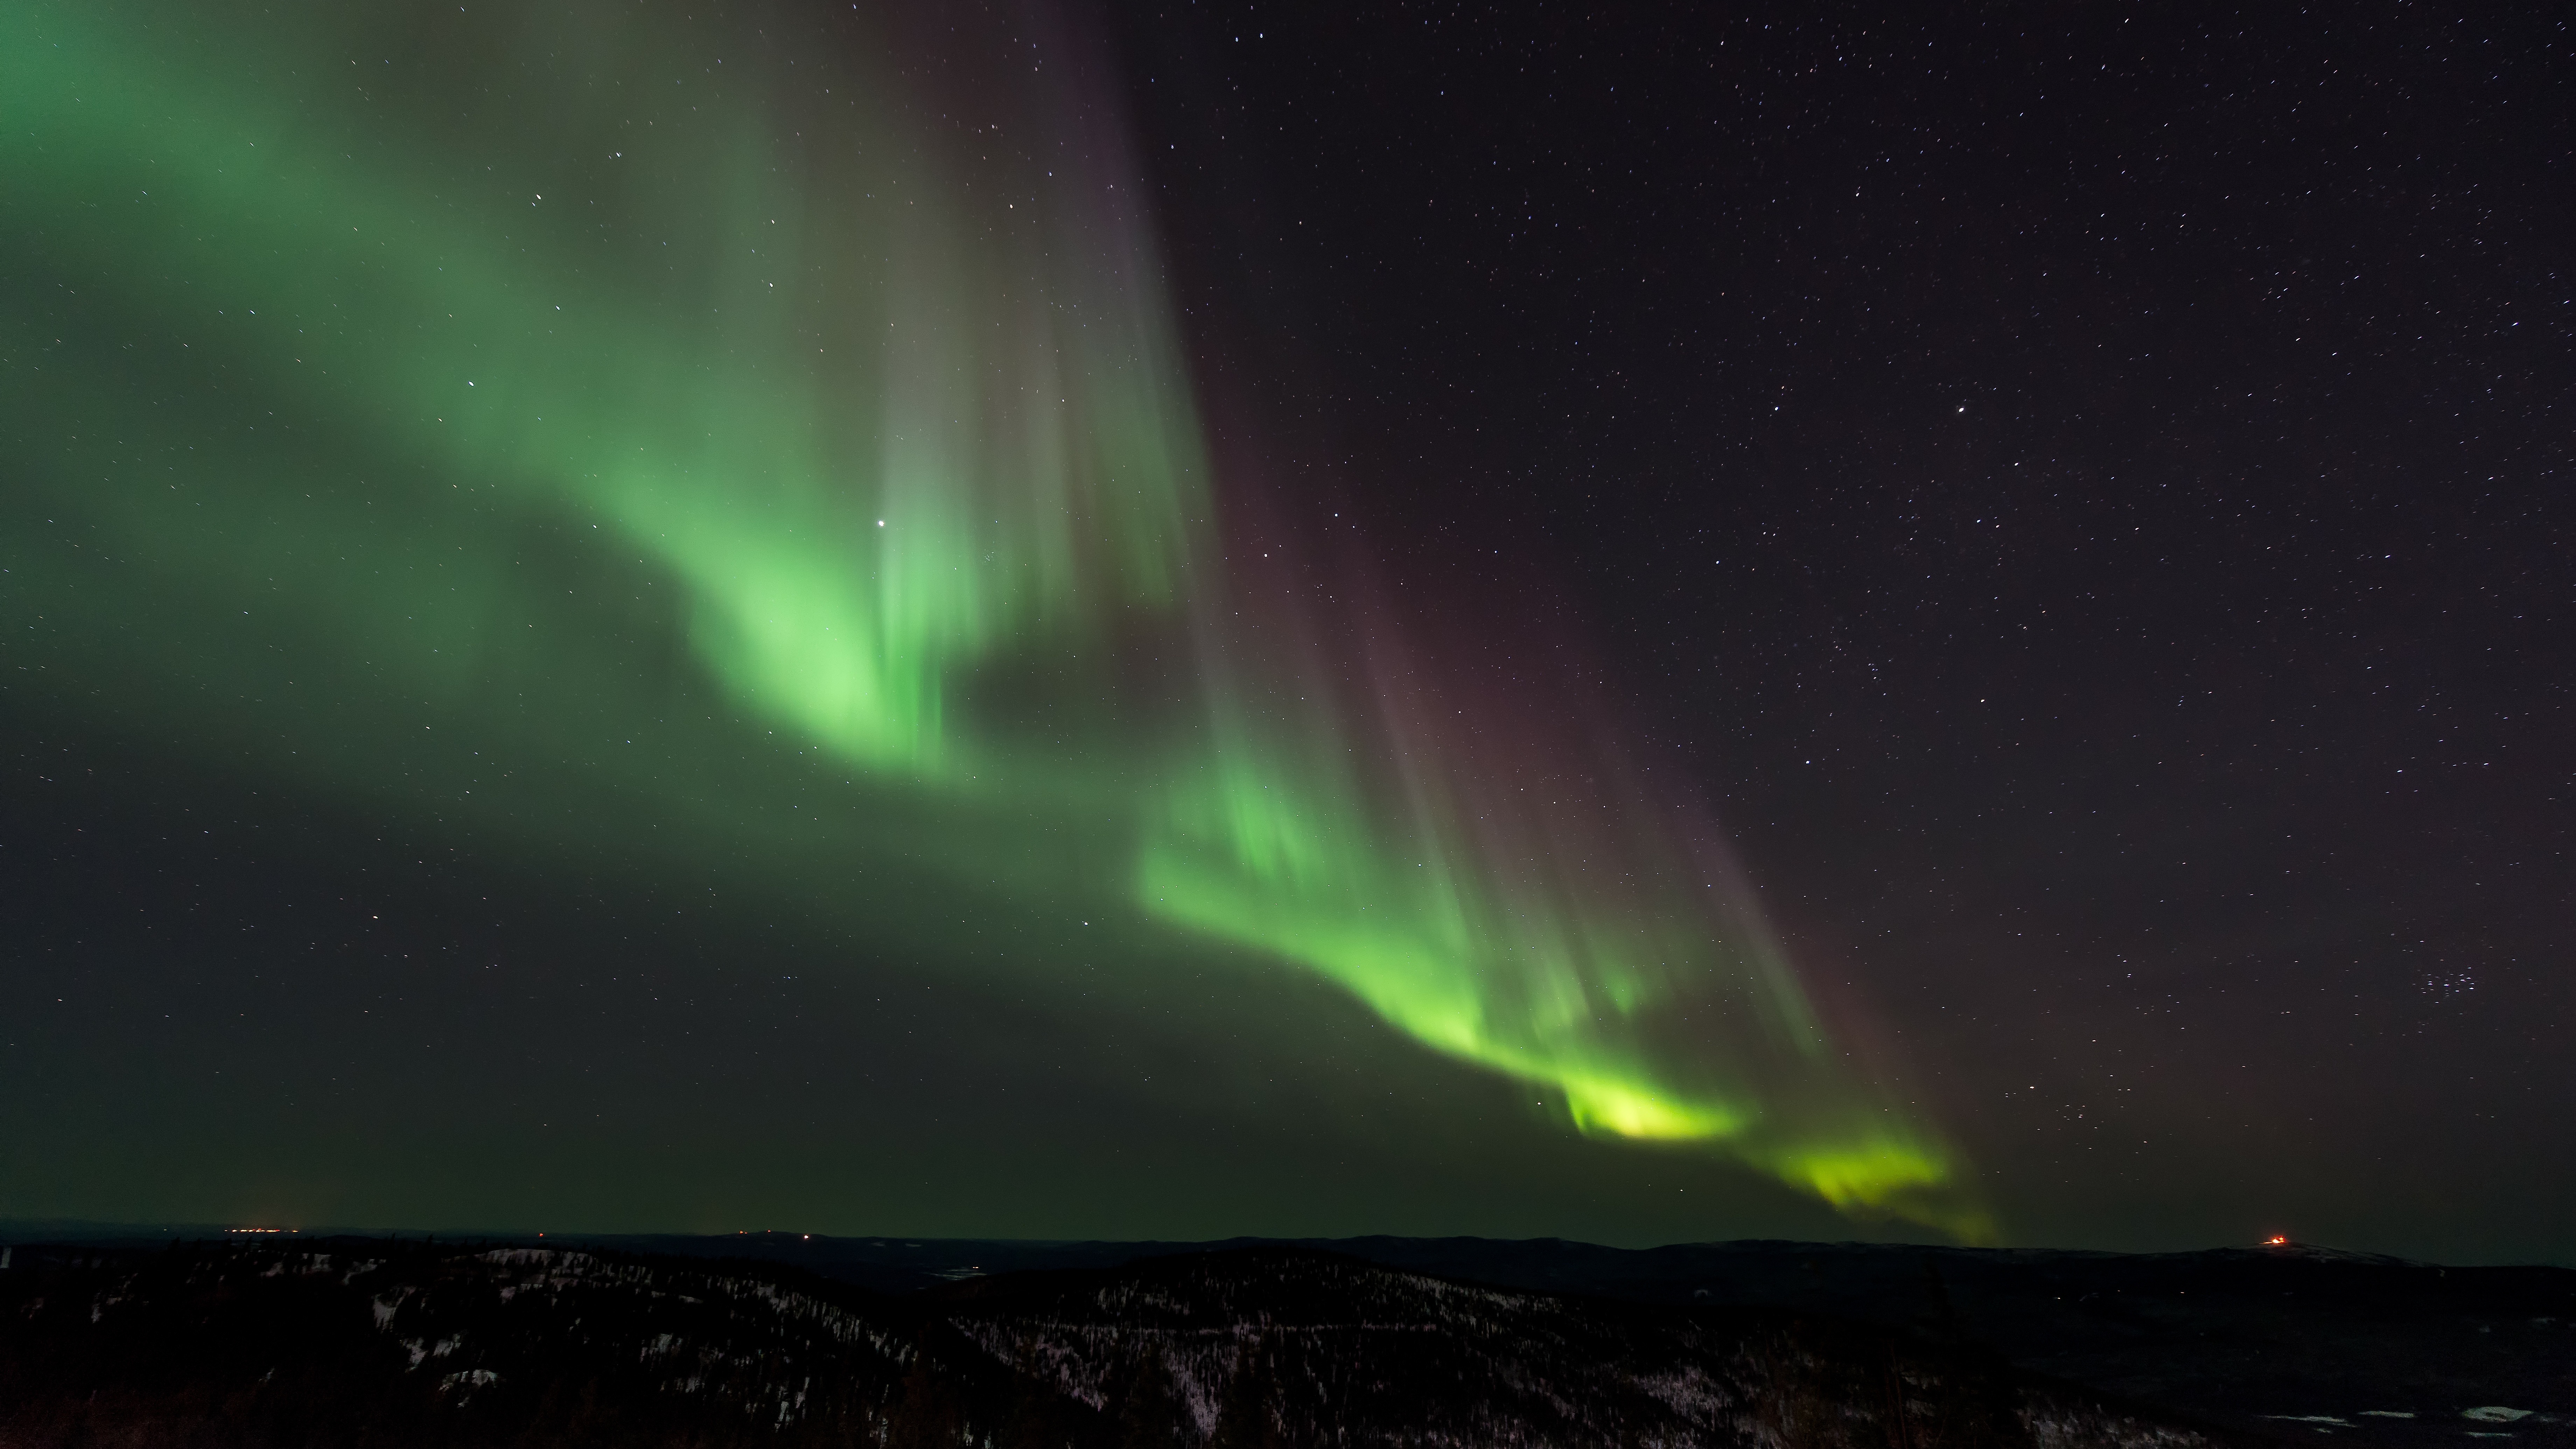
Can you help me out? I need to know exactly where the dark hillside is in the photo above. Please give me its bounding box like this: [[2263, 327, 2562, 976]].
[[606, 1231, 2576, 1448], [0, 1240, 2235, 1449]]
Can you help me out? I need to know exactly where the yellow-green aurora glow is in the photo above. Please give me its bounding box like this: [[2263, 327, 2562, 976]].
[[2, 0, 1987, 1237]]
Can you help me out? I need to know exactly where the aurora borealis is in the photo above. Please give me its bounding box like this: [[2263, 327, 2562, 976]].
[[1, 0, 1974, 1235], [9, 3, 2566, 1261]]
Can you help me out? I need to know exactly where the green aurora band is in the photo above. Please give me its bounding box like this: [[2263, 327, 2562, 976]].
[[2, 0, 1987, 1237]]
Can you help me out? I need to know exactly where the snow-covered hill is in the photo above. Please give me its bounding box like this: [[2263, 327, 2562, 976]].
[[0, 1239, 2240, 1448]]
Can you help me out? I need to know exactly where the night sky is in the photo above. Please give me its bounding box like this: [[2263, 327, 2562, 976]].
[[4, 2, 2566, 1263]]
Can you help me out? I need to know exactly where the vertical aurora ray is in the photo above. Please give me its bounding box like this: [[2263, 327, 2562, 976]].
[[1138, 552, 1983, 1233], [1, 0, 1985, 1235]]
